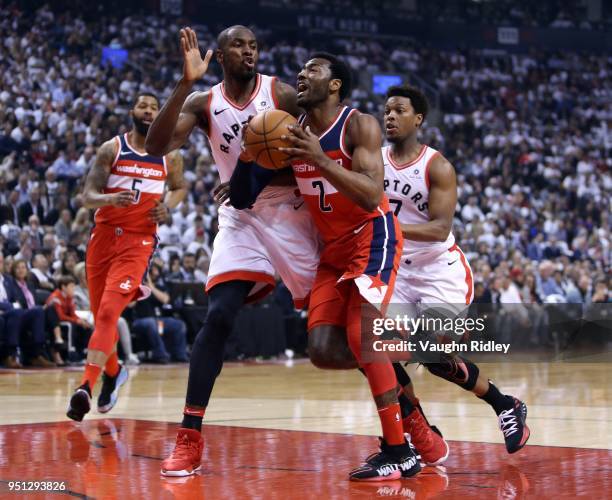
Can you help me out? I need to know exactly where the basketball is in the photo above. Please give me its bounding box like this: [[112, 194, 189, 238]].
[[244, 109, 297, 169]]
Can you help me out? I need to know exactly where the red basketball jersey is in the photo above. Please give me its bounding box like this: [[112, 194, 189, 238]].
[[291, 106, 392, 243], [95, 133, 167, 234]]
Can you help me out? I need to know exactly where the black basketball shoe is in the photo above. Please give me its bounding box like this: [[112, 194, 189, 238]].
[[67, 383, 92, 422], [349, 438, 421, 481], [98, 365, 129, 413], [498, 398, 530, 453]]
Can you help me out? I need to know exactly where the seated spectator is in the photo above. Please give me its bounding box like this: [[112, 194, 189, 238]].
[[0, 190, 20, 226], [591, 279, 610, 303], [167, 252, 198, 282], [0, 253, 54, 368], [73, 263, 139, 365], [54, 209, 73, 243], [127, 264, 188, 363], [29, 252, 56, 292], [11, 258, 65, 365], [18, 185, 46, 225], [46, 275, 93, 357], [195, 254, 210, 283]]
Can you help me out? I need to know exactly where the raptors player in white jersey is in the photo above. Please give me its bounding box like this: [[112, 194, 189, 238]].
[[382, 85, 530, 455], [146, 26, 319, 476]]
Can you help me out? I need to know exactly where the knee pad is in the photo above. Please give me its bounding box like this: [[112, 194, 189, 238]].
[[425, 354, 479, 391]]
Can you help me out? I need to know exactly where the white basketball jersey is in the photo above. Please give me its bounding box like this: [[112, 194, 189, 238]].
[[206, 73, 296, 207], [382, 144, 455, 259]]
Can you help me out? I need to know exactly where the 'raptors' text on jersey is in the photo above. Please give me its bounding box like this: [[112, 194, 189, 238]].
[[205, 73, 277, 183], [292, 106, 394, 243], [95, 133, 167, 234], [382, 144, 456, 259]]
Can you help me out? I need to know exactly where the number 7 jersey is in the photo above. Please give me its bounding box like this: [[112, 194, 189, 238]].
[[292, 106, 392, 243], [95, 133, 168, 234]]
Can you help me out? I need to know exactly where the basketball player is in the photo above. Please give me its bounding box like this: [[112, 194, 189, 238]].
[[145, 26, 321, 476], [382, 85, 530, 454], [275, 53, 422, 481], [66, 93, 186, 421]]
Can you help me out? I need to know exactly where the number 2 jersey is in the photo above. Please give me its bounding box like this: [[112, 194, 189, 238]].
[[291, 106, 402, 307], [94, 133, 167, 234]]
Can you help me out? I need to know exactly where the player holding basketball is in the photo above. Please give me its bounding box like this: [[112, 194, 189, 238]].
[[66, 93, 186, 421], [145, 26, 322, 476], [382, 85, 530, 454], [275, 53, 421, 481]]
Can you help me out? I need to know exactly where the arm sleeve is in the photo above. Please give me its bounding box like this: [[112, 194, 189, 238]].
[[228, 159, 282, 210]]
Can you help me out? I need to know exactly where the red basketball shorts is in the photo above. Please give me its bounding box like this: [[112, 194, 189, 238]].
[[86, 224, 156, 317], [307, 211, 402, 330]]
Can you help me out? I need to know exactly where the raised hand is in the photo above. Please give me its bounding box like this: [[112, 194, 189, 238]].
[[180, 27, 213, 83]]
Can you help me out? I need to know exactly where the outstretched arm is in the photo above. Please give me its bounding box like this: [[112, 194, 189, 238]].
[[82, 139, 135, 209], [145, 27, 213, 156], [280, 113, 384, 211], [401, 155, 456, 241]]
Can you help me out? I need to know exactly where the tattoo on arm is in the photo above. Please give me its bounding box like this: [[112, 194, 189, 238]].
[[84, 140, 116, 195]]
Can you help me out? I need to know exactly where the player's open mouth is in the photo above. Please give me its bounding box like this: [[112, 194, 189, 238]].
[[297, 82, 308, 97], [243, 59, 254, 69], [385, 125, 397, 133]]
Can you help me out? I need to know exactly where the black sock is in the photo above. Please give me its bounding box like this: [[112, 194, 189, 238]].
[[183, 280, 253, 419], [393, 363, 412, 387], [79, 382, 92, 396], [181, 413, 203, 432], [478, 381, 514, 415], [398, 391, 415, 418]]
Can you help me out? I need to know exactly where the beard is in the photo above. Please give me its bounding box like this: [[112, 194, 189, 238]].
[[133, 116, 150, 136]]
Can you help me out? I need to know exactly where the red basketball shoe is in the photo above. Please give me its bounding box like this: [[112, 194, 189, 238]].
[[403, 410, 449, 465], [161, 428, 204, 477]]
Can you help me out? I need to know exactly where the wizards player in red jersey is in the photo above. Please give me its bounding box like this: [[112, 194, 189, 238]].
[[278, 53, 420, 481], [66, 93, 186, 421]]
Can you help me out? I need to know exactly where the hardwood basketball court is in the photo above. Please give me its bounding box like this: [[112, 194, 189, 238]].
[[1, 361, 610, 498]]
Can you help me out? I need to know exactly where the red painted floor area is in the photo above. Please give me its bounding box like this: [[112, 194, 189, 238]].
[[0, 419, 610, 499]]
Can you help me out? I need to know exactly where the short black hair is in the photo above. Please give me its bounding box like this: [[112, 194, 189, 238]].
[[217, 25, 254, 50], [309, 52, 352, 101], [57, 275, 76, 288], [386, 85, 429, 122], [133, 92, 159, 109]]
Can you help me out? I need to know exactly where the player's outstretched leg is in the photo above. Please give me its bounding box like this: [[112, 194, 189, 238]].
[[344, 288, 420, 481], [161, 280, 253, 477], [425, 354, 530, 453], [67, 291, 132, 422]]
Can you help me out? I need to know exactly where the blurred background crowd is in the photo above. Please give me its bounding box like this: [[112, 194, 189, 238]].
[[0, 1, 609, 368]]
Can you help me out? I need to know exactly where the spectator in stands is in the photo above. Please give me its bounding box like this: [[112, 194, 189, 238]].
[[167, 252, 198, 282], [46, 275, 93, 357], [11, 258, 65, 365], [195, 254, 210, 283], [0, 253, 54, 367], [127, 264, 188, 363], [18, 185, 46, 224], [30, 252, 56, 292], [54, 209, 73, 243], [0, 190, 19, 225]]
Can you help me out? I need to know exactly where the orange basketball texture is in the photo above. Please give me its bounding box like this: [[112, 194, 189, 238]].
[[244, 110, 298, 169]]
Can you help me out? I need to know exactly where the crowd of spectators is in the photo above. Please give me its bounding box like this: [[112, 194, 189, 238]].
[[0, 3, 609, 367], [258, 0, 612, 30]]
